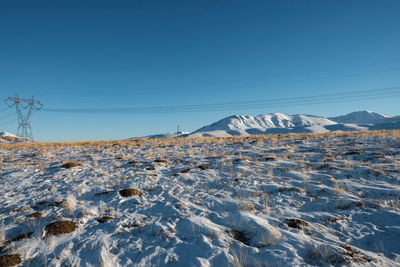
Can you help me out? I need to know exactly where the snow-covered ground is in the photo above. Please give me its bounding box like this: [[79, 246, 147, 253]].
[[0, 131, 400, 266]]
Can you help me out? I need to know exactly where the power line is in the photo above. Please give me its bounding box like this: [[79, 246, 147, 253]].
[[5, 94, 43, 140], [126, 58, 400, 90], [0, 107, 10, 113], [58, 59, 400, 97], [0, 118, 18, 127], [197, 67, 400, 94], [42, 86, 400, 114], [75, 66, 400, 99], [73, 66, 400, 98], [0, 112, 15, 121]]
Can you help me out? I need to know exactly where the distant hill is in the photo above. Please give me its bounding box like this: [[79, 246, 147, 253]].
[[0, 131, 24, 143], [132, 131, 190, 139]]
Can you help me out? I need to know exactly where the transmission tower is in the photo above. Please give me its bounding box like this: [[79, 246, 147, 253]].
[[5, 93, 43, 140]]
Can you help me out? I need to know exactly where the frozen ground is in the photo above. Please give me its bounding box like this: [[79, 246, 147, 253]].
[[0, 131, 399, 266]]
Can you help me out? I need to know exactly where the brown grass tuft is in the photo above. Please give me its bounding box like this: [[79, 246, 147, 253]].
[[97, 216, 114, 223], [62, 161, 83, 169], [0, 254, 22, 266], [10, 232, 32, 242], [119, 188, 142, 197], [240, 203, 257, 212], [198, 165, 212, 170], [285, 218, 309, 229], [27, 212, 43, 218], [45, 221, 76, 236]]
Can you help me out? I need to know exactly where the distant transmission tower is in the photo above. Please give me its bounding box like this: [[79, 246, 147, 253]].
[[5, 93, 43, 140]]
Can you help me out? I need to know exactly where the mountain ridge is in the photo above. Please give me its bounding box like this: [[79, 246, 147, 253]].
[[328, 110, 393, 124], [0, 131, 24, 143], [187, 110, 400, 138]]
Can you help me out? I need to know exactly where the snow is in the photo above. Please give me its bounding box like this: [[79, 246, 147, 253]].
[[1, 131, 400, 266], [0, 132, 18, 139], [329, 110, 393, 124], [188, 111, 400, 137], [0, 132, 23, 144]]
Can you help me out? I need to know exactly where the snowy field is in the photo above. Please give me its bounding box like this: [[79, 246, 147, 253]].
[[0, 130, 400, 266]]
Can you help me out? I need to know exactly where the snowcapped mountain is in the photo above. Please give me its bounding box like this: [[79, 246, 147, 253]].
[[0, 131, 24, 143], [0, 131, 18, 138], [188, 113, 337, 137], [328, 110, 393, 124], [133, 111, 399, 139], [187, 111, 399, 137]]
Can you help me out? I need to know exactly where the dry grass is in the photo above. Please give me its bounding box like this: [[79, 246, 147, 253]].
[[0, 225, 5, 244], [239, 203, 257, 212], [0, 130, 398, 151], [63, 194, 77, 215], [27, 212, 43, 218]]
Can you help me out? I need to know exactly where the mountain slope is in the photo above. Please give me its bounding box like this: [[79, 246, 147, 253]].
[[187, 111, 397, 137], [189, 113, 337, 137], [328, 110, 392, 124], [0, 131, 23, 143], [134, 111, 399, 139]]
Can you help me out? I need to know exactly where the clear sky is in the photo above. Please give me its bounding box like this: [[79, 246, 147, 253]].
[[1, 0, 400, 141]]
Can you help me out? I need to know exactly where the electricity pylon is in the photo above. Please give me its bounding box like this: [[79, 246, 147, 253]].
[[5, 93, 43, 140]]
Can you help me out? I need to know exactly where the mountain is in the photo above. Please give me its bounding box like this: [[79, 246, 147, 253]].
[[133, 131, 190, 139], [132, 111, 399, 139], [186, 111, 398, 137], [0, 131, 24, 143], [369, 116, 400, 130], [188, 113, 337, 137], [328, 110, 393, 124]]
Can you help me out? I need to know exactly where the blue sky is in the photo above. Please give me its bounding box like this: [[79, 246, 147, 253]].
[[1, 0, 400, 141]]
